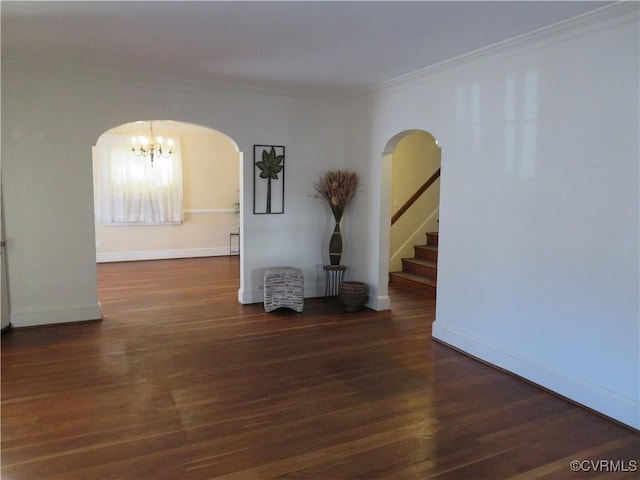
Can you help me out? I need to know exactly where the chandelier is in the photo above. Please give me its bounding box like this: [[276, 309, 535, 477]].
[[130, 122, 174, 166]]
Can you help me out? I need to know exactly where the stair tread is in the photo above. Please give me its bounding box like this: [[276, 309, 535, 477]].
[[392, 231, 438, 297], [402, 257, 437, 267], [390, 271, 437, 287]]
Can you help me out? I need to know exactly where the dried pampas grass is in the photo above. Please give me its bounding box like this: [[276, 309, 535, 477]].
[[314, 170, 358, 222]]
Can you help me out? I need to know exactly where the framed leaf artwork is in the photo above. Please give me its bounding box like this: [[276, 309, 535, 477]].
[[253, 145, 285, 214]]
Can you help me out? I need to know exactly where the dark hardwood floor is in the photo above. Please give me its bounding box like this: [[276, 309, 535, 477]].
[[2, 257, 638, 479]]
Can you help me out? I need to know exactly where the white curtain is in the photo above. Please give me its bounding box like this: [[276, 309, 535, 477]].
[[96, 133, 183, 224]]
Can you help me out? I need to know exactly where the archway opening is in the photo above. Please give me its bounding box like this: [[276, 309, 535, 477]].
[[379, 129, 441, 304], [92, 119, 244, 303]]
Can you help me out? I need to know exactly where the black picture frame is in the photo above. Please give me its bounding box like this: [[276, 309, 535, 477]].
[[253, 145, 285, 214]]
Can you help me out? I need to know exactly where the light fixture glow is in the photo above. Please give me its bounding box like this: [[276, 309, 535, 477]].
[[131, 122, 173, 166]]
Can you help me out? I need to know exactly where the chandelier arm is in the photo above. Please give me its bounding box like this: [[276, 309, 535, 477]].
[[130, 122, 173, 166]]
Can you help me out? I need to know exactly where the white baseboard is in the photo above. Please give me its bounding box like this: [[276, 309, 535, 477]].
[[11, 304, 102, 328], [369, 295, 391, 311], [240, 290, 261, 305], [432, 322, 640, 430], [96, 247, 231, 263]]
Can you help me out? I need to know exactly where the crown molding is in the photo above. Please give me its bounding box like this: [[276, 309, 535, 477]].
[[358, 2, 638, 99], [1, 57, 349, 104], [3, 2, 636, 104]]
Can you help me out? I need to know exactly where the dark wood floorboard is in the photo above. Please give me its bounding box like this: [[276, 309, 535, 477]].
[[2, 257, 638, 479]]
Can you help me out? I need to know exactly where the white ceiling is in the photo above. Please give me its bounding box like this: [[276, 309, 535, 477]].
[[1, 1, 611, 97]]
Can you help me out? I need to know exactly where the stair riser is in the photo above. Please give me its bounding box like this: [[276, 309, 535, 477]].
[[415, 247, 438, 262], [389, 275, 436, 298], [402, 260, 437, 280], [426, 233, 438, 247], [392, 231, 438, 298]]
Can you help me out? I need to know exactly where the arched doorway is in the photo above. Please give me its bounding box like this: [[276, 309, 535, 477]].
[[379, 129, 441, 303], [92, 119, 244, 299]]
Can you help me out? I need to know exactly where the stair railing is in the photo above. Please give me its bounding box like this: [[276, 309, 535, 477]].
[[391, 168, 441, 225]]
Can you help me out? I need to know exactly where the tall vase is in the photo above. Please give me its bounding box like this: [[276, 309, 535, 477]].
[[329, 221, 343, 266]]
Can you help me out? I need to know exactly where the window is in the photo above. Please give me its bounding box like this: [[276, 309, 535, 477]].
[[95, 133, 183, 224]]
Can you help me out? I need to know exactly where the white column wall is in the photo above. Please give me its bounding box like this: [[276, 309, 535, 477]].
[[344, 5, 639, 428]]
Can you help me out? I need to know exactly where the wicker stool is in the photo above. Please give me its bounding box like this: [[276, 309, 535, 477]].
[[264, 267, 304, 313]]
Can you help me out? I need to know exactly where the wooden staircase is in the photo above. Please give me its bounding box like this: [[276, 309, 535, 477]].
[[389, 231, 438, 297]]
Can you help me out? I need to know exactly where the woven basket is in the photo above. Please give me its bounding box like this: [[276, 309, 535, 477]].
[[338, 281, 368, 312]]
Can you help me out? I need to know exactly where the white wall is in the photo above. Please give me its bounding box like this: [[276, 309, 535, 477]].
[[1, 63, 345, 327], [344, 4, 639, 429], [1, 180, 10, 330]]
